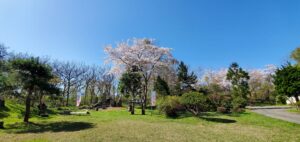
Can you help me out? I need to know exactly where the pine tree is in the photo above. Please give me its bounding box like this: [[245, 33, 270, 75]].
[[11, 57, 57, 122], [177, 61, 197, 94], [154, 76, 170, 96], [226, 62, 250, 109], [118, 69, 142, 115]]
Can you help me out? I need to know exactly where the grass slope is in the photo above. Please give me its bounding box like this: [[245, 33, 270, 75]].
[[0, 102, 299, 142]]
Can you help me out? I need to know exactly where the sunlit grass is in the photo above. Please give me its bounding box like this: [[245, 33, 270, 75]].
[[0, 102, 300, 142], [288, 109, 300, 114]]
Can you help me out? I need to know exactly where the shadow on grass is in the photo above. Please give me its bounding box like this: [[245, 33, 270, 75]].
[[166, 112, 224, 119], [6, 121, 95, 133], [163, 111, 237, 124], [199, 117, 237, 123]]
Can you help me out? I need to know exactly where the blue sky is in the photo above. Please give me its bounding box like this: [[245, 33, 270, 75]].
[[0, 0, 300, 70]]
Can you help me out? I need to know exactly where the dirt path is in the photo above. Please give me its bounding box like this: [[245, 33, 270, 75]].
[[251, 107, 300, 124]]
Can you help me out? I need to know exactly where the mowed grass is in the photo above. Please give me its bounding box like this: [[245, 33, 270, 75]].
[[0, 104, 300, 142], [288, 109, 300, 114]]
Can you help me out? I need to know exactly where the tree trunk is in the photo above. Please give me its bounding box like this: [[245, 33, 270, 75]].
[[61, 86, 66, 106], [295, 95, 299, 102], [131, 101, 135, 115], [39, 92, 43, 105], [24, 89, 33, 123], [0, 121, 3, 129], [66, 81, 71, 106], [84, 84, 89, 105], [0, 97, 5, 108], [90, 87, 94, 105], [142, 80, 148, 115]]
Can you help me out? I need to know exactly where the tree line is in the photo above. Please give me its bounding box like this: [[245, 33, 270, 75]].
[[0, 44, 117, 122], [1, 38, 299, 121], [106, 38, 300, 116]]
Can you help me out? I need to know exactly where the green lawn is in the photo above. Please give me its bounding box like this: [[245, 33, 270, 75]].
[[0, 103, 300, 142], [288, 109, 300, 114]]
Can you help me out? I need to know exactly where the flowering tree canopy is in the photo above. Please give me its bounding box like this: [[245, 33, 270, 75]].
[[248, 64, 276, 86], [201, 68, 231, 89], [104, 38, 174, 77]]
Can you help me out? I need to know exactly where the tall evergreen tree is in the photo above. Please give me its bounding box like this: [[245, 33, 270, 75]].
[[154, 76, 170, 96], [274, 63, 300, 102], [226, 62, 250, 108], [177, 61, 197, 94], [118, 69, 142, 115]]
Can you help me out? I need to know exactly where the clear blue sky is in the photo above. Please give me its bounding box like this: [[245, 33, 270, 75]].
[[0, 0, 300, 69]]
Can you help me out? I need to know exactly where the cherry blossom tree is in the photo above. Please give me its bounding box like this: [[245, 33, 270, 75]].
[[104, 38, 175, 115], [201, 68, 231, 89], [248, 65, 276, 103]]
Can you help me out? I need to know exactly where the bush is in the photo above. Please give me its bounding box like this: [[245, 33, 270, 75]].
[[232, 96, 247, 112], [220, 95, 232, 113], [276, 95, 287, 105], [157, 96, 183, 117], [207, 93, 222, 111], [181, 92, 207, 116]]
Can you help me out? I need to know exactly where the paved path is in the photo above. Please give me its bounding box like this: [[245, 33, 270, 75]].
[[251, 107, 300, 124]]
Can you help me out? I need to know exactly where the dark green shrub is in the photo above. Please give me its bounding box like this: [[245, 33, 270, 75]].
[[157, 96, 183, 117], [275, 95, 287, 105], [181, 92, 207, 116]]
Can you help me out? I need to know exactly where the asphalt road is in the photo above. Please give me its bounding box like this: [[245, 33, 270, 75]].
[[252, 108, 300, 124]]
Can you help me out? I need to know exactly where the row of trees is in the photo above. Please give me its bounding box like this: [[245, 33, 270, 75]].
[[0, 44, 117, 122], [1, 38, 299, 121], [109, 39, 300, 116]]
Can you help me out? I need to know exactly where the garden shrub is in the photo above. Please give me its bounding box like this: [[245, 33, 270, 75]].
[[181, 92, 207, 116], [157, 96, 183, 117], [207, 93, 222, 111], [220, 95, 232, 113], [232, 96, 247, 112], [275, 95, 287, 105]]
